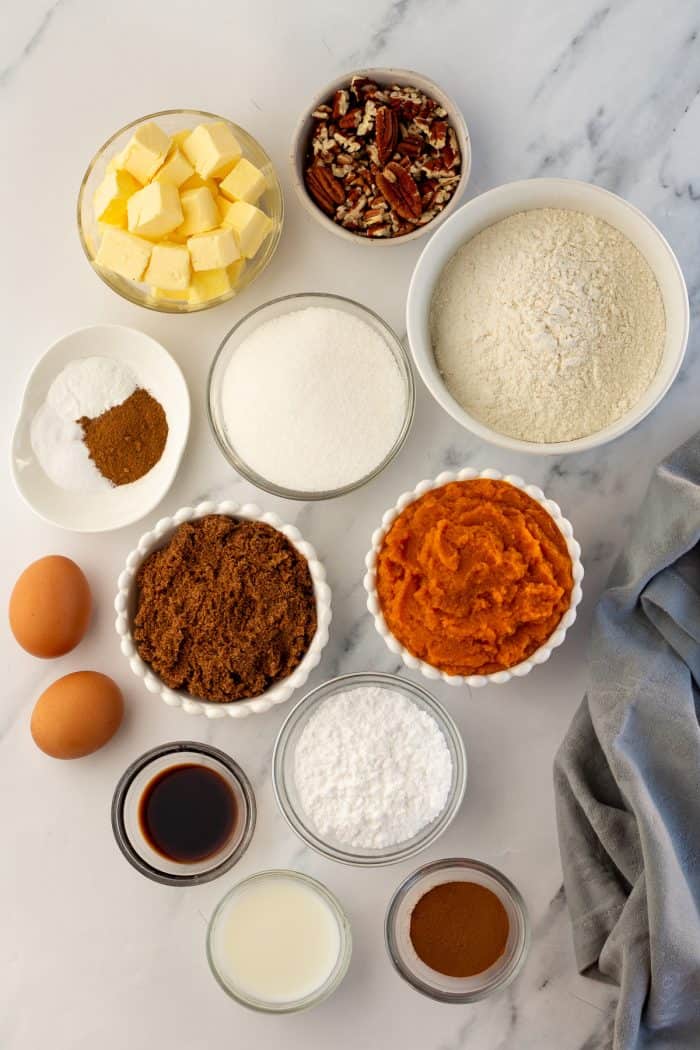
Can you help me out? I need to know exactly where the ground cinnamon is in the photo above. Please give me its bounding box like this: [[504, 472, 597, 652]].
[[79, 388, 167, 485], [409, 881, 510, 977], [132, 515, 317, 703]]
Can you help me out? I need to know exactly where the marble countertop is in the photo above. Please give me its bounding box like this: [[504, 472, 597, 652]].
[[2, 1, 698, 1048]]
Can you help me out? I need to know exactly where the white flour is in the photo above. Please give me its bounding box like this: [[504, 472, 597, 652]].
[[293, 686, 453, 850], [430, 208, 666, 442]]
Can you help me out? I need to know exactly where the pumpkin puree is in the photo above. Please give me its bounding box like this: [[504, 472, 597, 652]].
[[376, 479, 573, 676]]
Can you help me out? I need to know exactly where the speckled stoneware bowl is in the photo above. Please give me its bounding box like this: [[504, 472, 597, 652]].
[[115, 500, 331, 718], [363, 468, 583, 688]]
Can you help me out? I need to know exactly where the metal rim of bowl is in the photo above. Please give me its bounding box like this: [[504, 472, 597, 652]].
[[406, 177, 690, 454], [77, 108, 284, 314], [206, 292, 416, 500], [385, 857, 531, 1003], [111, 741, 257, 886], [206, 869, 353, 1013], [290, 67, 471, 246], [271, 671, 467, 867]]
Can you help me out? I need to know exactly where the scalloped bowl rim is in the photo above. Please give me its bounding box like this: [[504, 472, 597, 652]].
[[363, 468, 583, 687], [115, 500, 332, 718]]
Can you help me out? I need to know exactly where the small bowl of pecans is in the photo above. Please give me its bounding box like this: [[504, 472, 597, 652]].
[[292, 69, 470, 245]]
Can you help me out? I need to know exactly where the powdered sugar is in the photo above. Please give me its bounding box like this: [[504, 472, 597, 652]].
[[431, 208, 666, 443], [293, 685, 453, 850]]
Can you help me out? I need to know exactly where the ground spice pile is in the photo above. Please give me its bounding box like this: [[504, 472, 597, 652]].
[[79, 388, 167, 486], [410, 881, 510, 978], [132, 515, 317, 703], [376, 478, 573, 676]]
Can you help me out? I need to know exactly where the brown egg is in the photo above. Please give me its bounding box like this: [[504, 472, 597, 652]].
[[9, 555, 91, 658], [31, 671, 123, 759]]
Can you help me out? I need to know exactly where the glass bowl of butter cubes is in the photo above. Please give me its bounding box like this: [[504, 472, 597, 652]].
[[78, 109, 283, 313]]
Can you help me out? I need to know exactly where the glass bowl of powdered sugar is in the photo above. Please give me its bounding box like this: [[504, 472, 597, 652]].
[[207, 293, 414, 499], [272, 672, 467, 867]]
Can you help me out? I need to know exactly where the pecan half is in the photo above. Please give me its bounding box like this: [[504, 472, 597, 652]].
[[375, 161, 422, 221], [375, 106, 399, 166], [305, 166, 345, 214]]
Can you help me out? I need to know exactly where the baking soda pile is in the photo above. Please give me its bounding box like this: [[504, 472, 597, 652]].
[[293, 685, 453, 850]]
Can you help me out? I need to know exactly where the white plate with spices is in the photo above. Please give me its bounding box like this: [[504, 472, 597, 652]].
[[11, 324, 190, 532]]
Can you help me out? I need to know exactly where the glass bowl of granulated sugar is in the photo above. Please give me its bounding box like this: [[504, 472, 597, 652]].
[[407, 178, 689, 455], [207, 293, 415, 499]]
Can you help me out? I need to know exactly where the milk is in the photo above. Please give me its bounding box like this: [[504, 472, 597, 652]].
[[210, 873, 342, 1004]]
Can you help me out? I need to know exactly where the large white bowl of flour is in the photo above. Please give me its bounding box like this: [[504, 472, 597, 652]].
[[406, 178, 689, 454]]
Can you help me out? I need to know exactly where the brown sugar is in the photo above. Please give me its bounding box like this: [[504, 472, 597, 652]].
[[132, 515, 317, 703], [79, 388, 168, 486]]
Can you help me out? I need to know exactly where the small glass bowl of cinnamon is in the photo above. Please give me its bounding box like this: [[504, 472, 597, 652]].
[[385, 858, 530, 1002]]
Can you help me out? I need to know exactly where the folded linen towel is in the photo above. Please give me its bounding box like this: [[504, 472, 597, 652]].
[[554, 433, 700, 1050]]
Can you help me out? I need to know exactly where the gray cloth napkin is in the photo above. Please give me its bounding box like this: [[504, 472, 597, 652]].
[[554, 433, 700, 1050]]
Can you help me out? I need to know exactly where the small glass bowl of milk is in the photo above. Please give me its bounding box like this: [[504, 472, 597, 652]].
[[206, 869, 352, 1012]]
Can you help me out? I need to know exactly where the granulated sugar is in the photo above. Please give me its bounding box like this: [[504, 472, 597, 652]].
[[293, 685, 453, 850], [430, 208, 666, 443], [221, 307, 406, 492]]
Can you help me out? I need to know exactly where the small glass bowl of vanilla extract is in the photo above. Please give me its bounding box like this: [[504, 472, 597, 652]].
[[111, 742, 256, 886]]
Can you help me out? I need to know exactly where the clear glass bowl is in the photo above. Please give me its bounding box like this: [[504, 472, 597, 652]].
[[385, 858, 531, 1002], [206, 869, 352, 1013], [207, 293, 415, 500], [111, 742, 256, 886], [272, 672, 467, 866], [77, 109, 283, 313]]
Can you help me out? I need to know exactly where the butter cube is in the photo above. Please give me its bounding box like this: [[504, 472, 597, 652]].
[[219, 158, 266, 204], [120, 122, 171, 183], [216, 194, 235, 224], [152, 287, 189, 301], [182, 122, 242, 179], [188, 267, 232, 304], [145, 242, 191, 291], [180, 172, 219, 194], [187, 228, 239, 271], [176, 186, 220, 237], [171, 129, 192, 150], [153, 147, 194, 187], [106, 146, 129, 173], [93, 169, 140, 227], [127, 182, 183, 239], [227, 257, 246, 286], [95, 227, 152, 281], [226, 201, 273, 258]]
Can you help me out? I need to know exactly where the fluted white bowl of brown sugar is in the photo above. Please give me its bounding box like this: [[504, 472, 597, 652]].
[[363, 468, 583, 688], [115, 501, 331, 719], [407, 178, 689, 453]]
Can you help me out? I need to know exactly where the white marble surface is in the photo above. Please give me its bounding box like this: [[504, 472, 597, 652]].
[[2, 2, 698, 1048]]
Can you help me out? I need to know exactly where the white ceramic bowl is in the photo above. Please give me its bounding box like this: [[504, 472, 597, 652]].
[[363, 468, 583, 687], [406, 178, 689, 454], [291, 67, 470, 246], [115, 501, 332, 718], [11, 325, 190, 532]]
